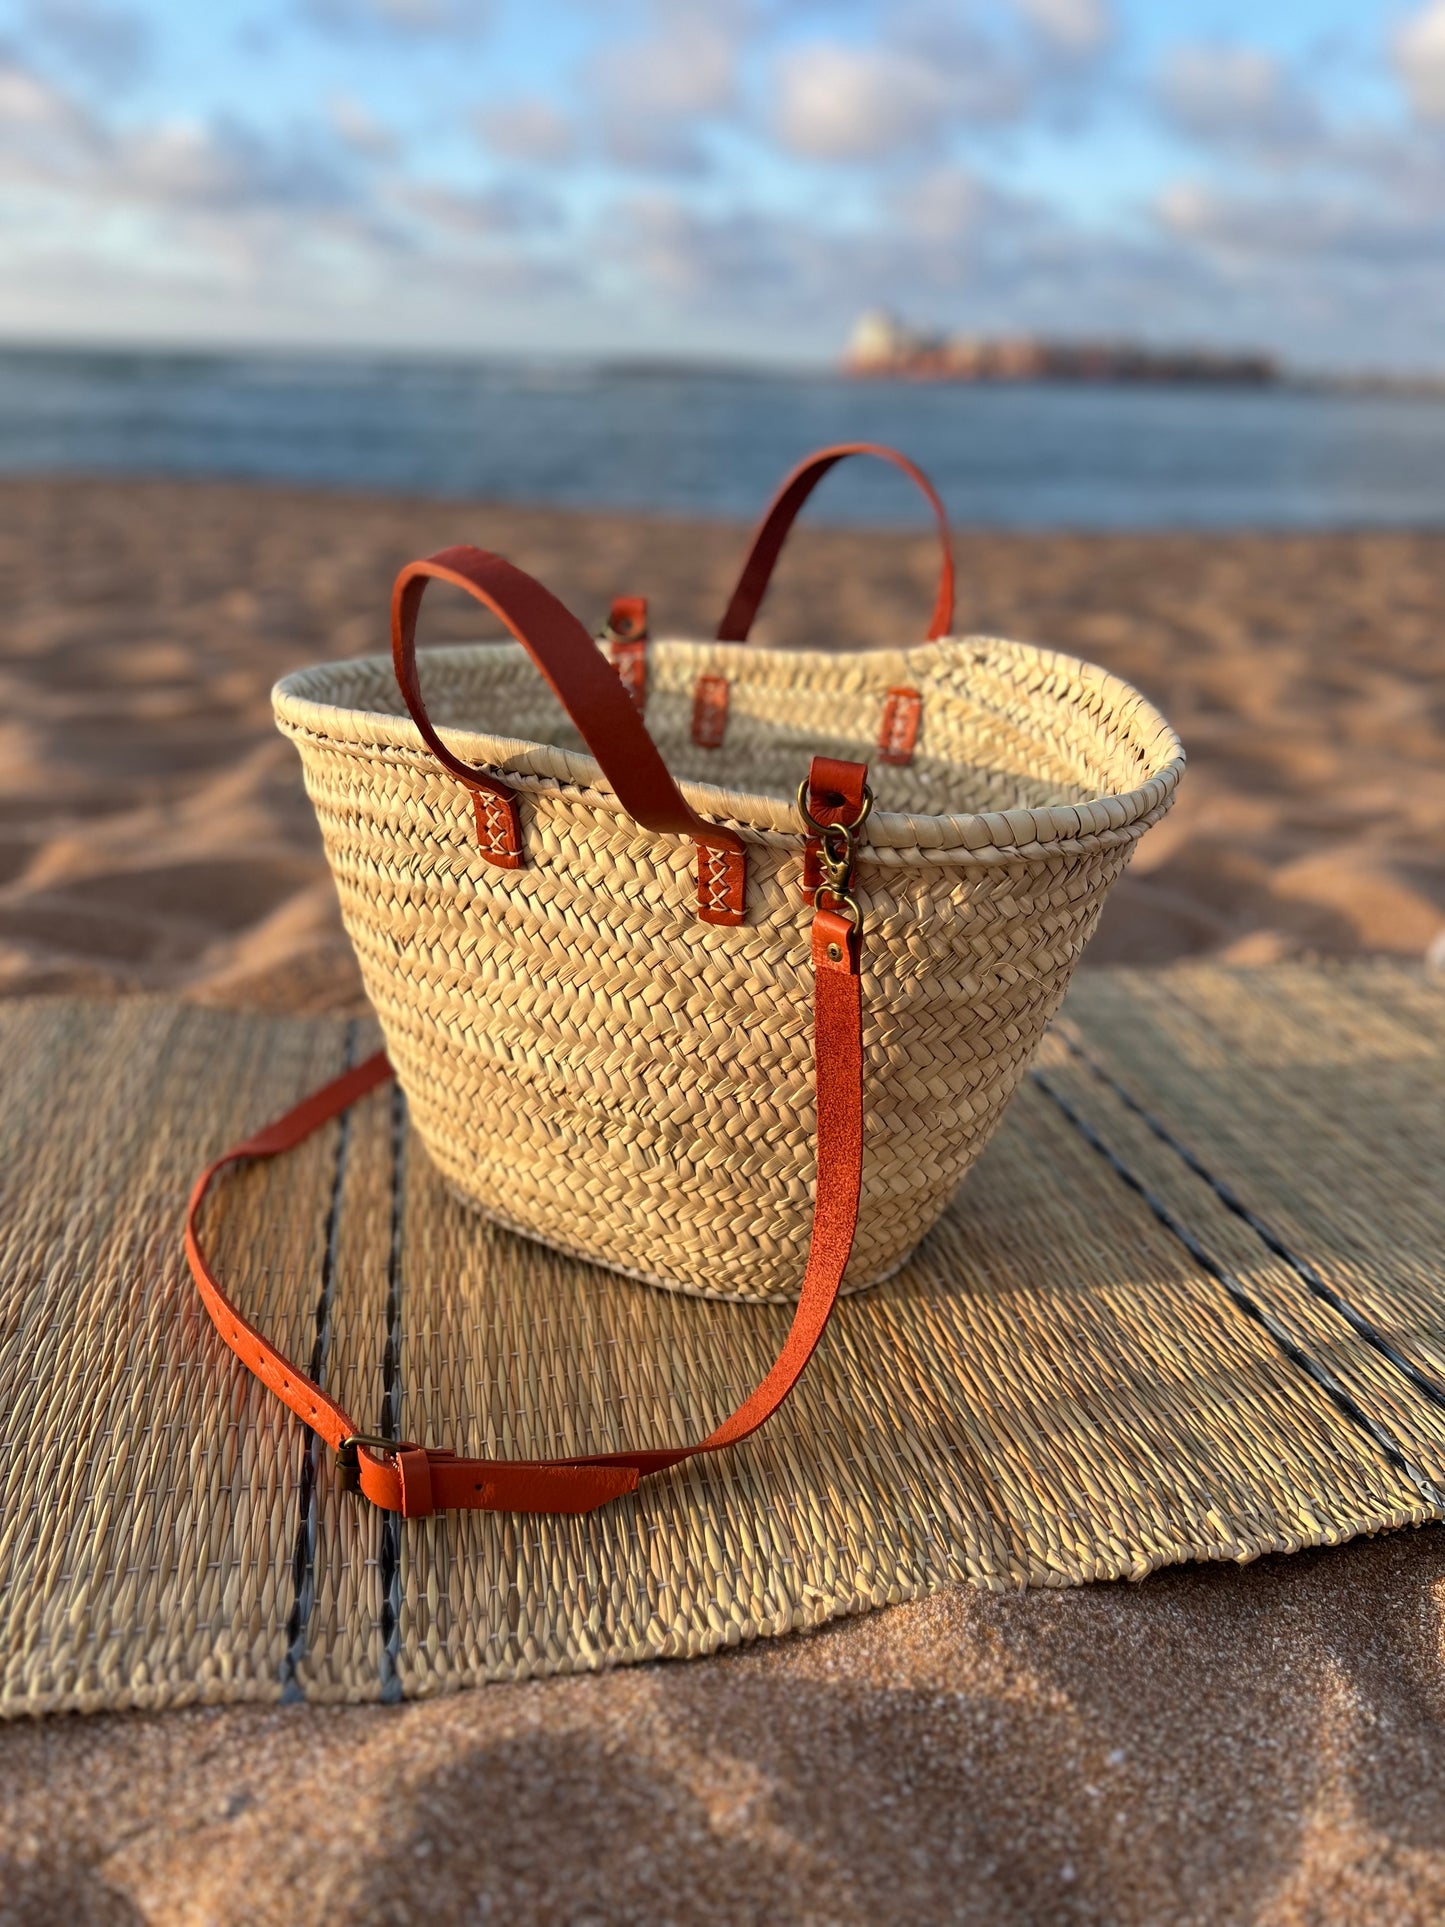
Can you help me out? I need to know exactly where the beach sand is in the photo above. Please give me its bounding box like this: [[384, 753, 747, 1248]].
[[1, 477, 1441, 1006], [2, 476, 1445, 1923]]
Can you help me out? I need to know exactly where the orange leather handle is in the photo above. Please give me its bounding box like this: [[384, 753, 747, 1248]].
[[717, 443, 955, 643], [186, 757, 870, 1519], [392, 547, 747, 920]]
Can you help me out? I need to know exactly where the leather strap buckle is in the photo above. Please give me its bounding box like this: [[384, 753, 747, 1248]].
[[335, 1431, 402, 1493]]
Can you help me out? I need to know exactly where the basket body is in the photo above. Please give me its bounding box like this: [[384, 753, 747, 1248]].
[[275, 633, 1181, 1302]]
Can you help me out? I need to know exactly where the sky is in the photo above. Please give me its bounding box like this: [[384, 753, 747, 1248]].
[[1, 0, 1444, 368]]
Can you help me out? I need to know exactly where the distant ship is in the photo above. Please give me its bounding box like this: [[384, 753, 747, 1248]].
[[843, 311, 1278, 386]]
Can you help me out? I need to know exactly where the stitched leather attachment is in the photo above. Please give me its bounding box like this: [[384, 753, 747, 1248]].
[[877, 686, 923, 767], [692, 673, 729, 749]]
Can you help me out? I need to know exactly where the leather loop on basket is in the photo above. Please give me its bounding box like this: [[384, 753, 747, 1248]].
[[801, 755, 870, 907], [697, 842, 746, 926], [606, 594, 647, 642], [471, 787, 523, 868], [717, 444, 955, 644], [691, 673, 729, 749], [604, 595, 648, 714], [391, 548, 746, 923], [877, 686, 923, 767], [183, 778, 868, 1517]]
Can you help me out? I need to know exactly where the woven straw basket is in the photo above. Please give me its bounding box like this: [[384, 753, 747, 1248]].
[[273, 446, 1182, 1307]]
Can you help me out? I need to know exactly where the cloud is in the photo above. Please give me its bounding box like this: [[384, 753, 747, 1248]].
[[401, 178, 560, 237], [0, 56, 370, 224], [1156, 176, 1445, 271], [0, 50, 584, 345], [1011, 0, 1111, 58], [612, 172, 1057, 326], [590, 10, 740, 119], [889, 165, 990, 245], [302, 0, 491, 37], [15, 0, 150, 88], [609, 127, 1445, 369], [130, 120, 360, 217], [328, 96, 399, 162], [1394, 0, 1445, 121], [772, 29, 1025, 163], [0, 57, 139, 201], [615, 193, 802, 302], [477, 96, 576, 166], [1158, 44, 1319, 154], [774, 43, 953, 162], [4, 6, 1445, 369], [584, 4, 748, 172]]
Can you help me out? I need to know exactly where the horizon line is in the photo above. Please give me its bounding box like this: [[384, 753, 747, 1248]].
[[1, 333, 1443, 392]]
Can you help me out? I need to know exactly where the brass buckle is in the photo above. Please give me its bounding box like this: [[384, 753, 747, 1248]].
[[335, 1431, 401, 1493]]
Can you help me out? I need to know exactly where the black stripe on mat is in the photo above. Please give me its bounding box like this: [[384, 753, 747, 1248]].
[[1055, 1025, 1445, 1416], [280, 1021, 358, 1705], [1028, 1066, 1445, 1516], [378, 1081, 408, 1705]]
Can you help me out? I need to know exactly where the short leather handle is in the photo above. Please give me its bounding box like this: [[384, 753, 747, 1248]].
[[392, 546, 744, 867], [717, 443, 955, 643]]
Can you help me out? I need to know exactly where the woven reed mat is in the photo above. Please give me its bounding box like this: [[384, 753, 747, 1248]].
[[3, 962, 1443, 1718]]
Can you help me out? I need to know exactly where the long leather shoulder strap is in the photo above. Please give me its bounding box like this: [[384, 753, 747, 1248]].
[[185, 771, 867, 1517]]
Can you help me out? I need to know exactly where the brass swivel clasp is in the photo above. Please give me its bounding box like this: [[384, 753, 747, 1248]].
[[797, 778, 873, 928]]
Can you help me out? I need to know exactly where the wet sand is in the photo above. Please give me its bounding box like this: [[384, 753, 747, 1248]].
[[2, 477, 1444, 1924]]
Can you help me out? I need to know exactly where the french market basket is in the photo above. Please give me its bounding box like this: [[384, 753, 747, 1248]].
[[270, 444, 1183, 1312]]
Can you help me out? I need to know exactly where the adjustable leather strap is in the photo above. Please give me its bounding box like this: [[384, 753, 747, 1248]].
[[716, 442, 955, 643], [185, 759, 868, 1519], [393, 548, 746, 925]]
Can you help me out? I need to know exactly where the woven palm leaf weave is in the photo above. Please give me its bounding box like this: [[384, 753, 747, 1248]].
[[1, 962, 1442, 1717], [273, 633, 1181, 1301]]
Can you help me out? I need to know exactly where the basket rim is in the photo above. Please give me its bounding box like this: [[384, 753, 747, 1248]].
[[273, 630, 1184, 860]]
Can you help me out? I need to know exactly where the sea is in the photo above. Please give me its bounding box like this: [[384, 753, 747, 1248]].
[[3, 345, 1444, 530]]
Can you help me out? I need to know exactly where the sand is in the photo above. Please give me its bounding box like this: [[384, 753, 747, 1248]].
[[6, 1536, 1445, 1926], [0, 477, 1441, 1008], [2, 476, 1445, 1924]]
